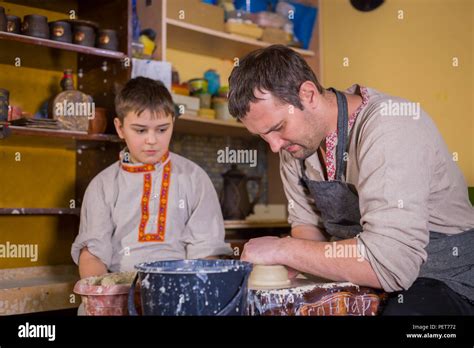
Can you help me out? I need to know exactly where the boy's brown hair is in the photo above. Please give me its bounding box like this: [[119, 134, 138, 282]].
[[115, 76, 175, 122]]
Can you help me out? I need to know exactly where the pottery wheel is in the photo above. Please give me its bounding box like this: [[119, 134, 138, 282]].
[[248, 264, 292, 290]]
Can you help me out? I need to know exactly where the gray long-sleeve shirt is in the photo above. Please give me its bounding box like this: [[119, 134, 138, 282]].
[[280, 85, 474, 292]]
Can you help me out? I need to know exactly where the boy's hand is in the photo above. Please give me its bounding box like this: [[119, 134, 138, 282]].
[[79, 247, 108, 279]]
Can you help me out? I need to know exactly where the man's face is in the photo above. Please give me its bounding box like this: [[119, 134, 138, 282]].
[[114, 109, 174, 164], [240, 89, 326, 159]]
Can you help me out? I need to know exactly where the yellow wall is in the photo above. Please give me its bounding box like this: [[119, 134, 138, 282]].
[[0, 139, 77, 268], [320, 0, 473, 184], [167, 48, 234, 86]]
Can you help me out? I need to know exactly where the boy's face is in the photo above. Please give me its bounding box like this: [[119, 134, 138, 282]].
[[114, 109, 174, 164]]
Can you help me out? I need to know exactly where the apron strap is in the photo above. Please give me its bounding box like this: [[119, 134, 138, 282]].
[[299, 159, 309, 186], [329, 88, 349, 181]]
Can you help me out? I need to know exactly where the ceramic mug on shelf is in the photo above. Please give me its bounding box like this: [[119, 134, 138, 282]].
[[0, 88, 9, 122], [49, 20, 72, 43], [7, 15, 21, 34], [96, 29, 118, 51], [88, 107, 107, 134], [73, 24, 95, 47], [22, 14, 49, 39]]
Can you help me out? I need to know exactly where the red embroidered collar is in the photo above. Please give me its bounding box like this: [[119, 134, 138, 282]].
[[121, 151, 170, 173], [325, 86, 369, 181]]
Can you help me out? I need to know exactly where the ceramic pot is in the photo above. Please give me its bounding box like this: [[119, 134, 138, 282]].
[[188, 78, 208, 95], [73, 24, 95, 47], [22, 14, 49, 39], [0, 88, 9, 122], [88, 107, 107, 134], [0, 7, 7, 32], [49, 20, 72, 43], [6, 15, 20, 34], [96, 29, 118, 51], [220, 164, 262, 220]]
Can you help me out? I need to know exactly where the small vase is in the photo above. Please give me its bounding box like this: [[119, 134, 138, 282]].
[[88, 107, 107, 134]]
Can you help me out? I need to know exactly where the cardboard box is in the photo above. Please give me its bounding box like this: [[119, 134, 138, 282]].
[[262, 27, 292, 45], [172, 93, 200, 112], [225, 21, 263, 40], [167, 0, 225, 32]]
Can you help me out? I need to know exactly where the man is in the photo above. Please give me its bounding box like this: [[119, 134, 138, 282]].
[[228, 45, 474, 315]]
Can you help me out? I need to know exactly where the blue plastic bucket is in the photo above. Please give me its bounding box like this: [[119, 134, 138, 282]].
[[128, 259, 253, 316]]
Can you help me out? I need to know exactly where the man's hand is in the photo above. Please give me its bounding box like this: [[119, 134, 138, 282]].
[[240, 236, 283, 265], [242, 236, 382, 289]]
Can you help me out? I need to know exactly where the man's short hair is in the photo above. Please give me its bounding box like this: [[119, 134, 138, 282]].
[[115, 76, 175, 122], [228, 45, 324, 119]]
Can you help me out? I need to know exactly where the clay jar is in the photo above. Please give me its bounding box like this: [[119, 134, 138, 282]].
[[22, 14, 49, 39], [73, 24, 95, 47], [0, 88, 9, 122], [7, 15, 21, 34], [248, 265, 291, 290], [49, 21, 72, 43], [88, 107, 107, 134], [96, 29, 118, 51], [0, 7, 7, 31]]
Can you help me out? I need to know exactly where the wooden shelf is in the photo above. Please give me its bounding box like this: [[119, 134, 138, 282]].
[[166, 18, 315, 60], [8, 119, 248, 141], [8, 126, 122, 142], [0, 265, 79, 315], [224, 219, 290, 229], [175, 114, 253, 138], [0, 208, 80, 216], [0, 31, 127, 60], [0, 207, 289, 229]]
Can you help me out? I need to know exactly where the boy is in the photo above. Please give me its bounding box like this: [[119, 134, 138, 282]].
[[71, 77, 232, 278]]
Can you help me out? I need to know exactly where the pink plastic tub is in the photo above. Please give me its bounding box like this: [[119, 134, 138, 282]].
[[73, 272, 140, 316]]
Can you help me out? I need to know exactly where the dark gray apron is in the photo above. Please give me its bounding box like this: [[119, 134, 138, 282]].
[[299, 88, 474, 303]]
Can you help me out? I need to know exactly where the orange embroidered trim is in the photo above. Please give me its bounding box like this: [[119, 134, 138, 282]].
[[138, 160, 171, 242], [121, 152, 169, 173]]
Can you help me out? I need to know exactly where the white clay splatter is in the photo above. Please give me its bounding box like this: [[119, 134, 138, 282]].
[[176, 294, 185, 314], [141, 274, 151, 289], [196, 272, 208, 283]]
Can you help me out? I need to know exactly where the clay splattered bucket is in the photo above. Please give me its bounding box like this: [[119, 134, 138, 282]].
[[74, 272, 138, 316], [128, 260, 253, 316]]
